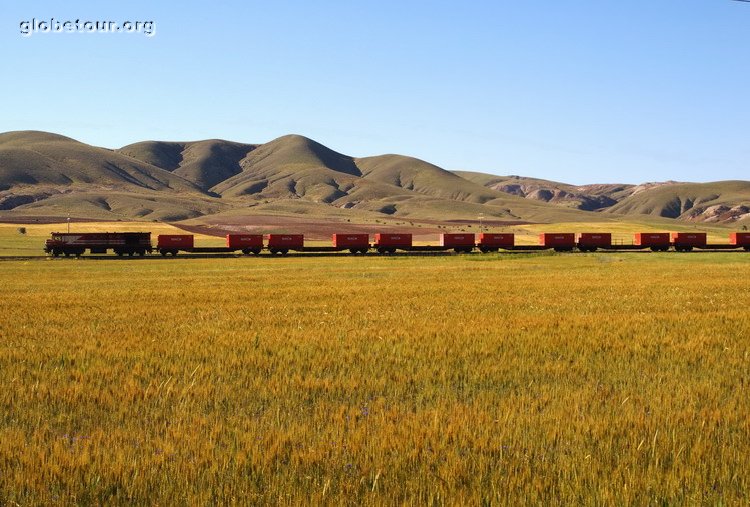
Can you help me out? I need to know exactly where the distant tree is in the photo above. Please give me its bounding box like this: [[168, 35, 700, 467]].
[[17, 227, 26, 235], [743, 225, 748, 231]]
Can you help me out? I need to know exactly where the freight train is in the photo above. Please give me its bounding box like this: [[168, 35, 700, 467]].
[[43, 231, 750, 257]]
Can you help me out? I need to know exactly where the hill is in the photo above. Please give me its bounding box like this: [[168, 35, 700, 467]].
[[458, 171, 750, 225], [0, 131, 225, 221], [0, 130, 748, 226], [603, 180, 750, 223], [0, 131, 201, 193], [454, 172, 635, 211], [117, 139, 258, 191], [211, 135, 365, 199]]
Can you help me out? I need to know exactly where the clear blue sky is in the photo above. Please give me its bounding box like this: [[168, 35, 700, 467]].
[[2, 1, 749, 184]]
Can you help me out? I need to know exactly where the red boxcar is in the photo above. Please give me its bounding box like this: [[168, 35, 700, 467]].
[[440, 233, 475, 253], [373, 233, 412, 253], [730, 232, 750, 250], [158, 234, 194, 250], [477, 233, 514, 252], [539, 233, 575, 251], [671, 232, 706, 251], [576, 233, 612, 252], [634, 232, 670, 251], [266, 234, 303, 254], [332, 234, 370, 253], [226, 234, 263, 254]]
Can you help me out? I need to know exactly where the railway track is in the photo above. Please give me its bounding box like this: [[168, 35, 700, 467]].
[[3, 248, 749, 262]]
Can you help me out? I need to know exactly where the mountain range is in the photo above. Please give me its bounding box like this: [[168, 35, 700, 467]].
[[0, 130, 748, 226]]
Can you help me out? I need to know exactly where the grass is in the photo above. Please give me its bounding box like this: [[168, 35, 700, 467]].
[[1, 253, 749, 504]]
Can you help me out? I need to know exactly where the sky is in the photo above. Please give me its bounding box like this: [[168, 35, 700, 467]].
[[1, 0, 749, 184]]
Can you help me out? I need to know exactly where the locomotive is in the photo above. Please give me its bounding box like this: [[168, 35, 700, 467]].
[[44, 232, 152, 257], [43, 230, 750, 257]]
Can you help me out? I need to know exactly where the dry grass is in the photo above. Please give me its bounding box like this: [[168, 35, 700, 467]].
[[1, 254, 749, 504]]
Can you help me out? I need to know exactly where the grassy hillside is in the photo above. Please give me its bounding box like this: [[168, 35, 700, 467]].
[[455, 171, 635, 211], [356, 155, 503, 203], [118, 139, 257, 191], [209, 135, 600, 222], [1, 130, 748, 226], [0, 191, 228, 222], [211, 135, 366, 200], [0, 131, 202, 193], [604, 180, 750, 224], [0, 131, 218, 221], [459, 170, 750, 225]]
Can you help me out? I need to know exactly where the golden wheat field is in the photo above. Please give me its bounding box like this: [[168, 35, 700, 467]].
[[1, 253, 749, 505]]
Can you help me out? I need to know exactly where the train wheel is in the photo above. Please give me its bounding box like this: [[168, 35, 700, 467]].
[[744, 247, 750, 252], [160, 250, 167, 257], [281, 249, 289, 255], [349, 248, 358, 254], [377, 248, 386, 254], [253, 249, 261, 255]]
